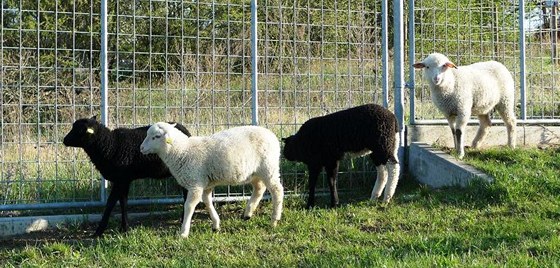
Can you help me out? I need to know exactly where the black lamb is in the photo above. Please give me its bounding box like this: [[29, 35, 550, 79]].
[[63, 116, 191, 237], [282, 103, 401, 208]]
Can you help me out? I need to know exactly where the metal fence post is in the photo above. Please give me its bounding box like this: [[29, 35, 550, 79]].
[[393, 0, 406, 165], [100, 0, 109, 202], [519, 0, 527, 121], [408, 0, 416, 125], [382, 0, 389, 108], [251, 0, 259, 126]]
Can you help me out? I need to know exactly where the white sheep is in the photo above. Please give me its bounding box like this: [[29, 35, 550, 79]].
[[413, 52, 517, 158], [140, 122, 284, 238]]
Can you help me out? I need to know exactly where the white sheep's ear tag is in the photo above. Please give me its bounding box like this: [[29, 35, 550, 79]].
[[165, 137, 173, 144], [86, 128, 94, 134]]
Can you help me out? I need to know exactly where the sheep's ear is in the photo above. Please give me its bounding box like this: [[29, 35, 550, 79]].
[[170, 123, 177, 128], [281, 138, 287, 142], [412, 62, 425, 69], [444, 62, 457, 69], [90, 115, 97, 121]]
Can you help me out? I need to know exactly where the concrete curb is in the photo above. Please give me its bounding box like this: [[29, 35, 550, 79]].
[[408, 142, 493, 188], [409, 125, 560, 148], [0, 212, 170, 237]]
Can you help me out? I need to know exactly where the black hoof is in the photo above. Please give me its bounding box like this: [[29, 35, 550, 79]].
[[242, 216, 251, 221]]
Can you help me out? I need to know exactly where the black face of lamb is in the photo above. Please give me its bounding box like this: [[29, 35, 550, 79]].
[[282, 136, 298, 161], [64, 117, 191, 237], [283, 104, 398, 209], [63, 117, 98, 147]]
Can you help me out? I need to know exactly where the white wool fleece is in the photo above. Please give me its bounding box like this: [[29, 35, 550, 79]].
[[140, 122, 284, 238]]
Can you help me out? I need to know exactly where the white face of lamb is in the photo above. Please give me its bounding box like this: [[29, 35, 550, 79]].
[[414, 53, 456, 87], [423, 62, 446, 86], [140, 126, 165, 155]]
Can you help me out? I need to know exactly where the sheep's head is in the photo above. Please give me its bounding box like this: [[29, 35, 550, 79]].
[[282, 135, 299, 162], [413, 52, 457, 86], [140, 122, 177, 155], [63, 116, 100, 148]]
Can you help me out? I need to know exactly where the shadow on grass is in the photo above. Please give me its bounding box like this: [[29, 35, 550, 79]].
[[0, 200, 284, 252], [0, 204, 210, 251]]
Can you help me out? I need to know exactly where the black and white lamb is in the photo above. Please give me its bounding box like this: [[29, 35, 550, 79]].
[[63, 116, 191, 237], [282, 103, 400, 208], [413, 52, 517, 159]]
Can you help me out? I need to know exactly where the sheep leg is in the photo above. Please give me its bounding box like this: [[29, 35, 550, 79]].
[[180, 188, 202, 238], [180, 187, 188, 223], [118, 181, 131, 233], [93, 182, 123, 237], [263, 175, 284, 227], [202, 188, 220, 231], [306, 165, 321, 209], [472, 114, 491, 149], [325, 161, 340, 208], [243, 179, 267, 220], [455, 116, 469, 159], [370, 165, 388, 200], [446, 116, 459, 152], [382, 160, 401, 203], [497, 107, 517, 149]]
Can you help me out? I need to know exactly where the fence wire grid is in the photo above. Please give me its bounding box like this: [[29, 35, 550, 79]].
[[1, 0, 384, 210], [1, 0, 559, 211]]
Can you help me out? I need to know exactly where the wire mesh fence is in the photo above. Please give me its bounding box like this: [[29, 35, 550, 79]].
[[1, 0, 384, 210], [3, 0, 559, 212], [411, 0, 560, 123]]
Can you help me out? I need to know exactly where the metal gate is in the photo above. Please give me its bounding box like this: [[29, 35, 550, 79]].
[[1, 0, 388, 211], [4, 0, 557, 213]]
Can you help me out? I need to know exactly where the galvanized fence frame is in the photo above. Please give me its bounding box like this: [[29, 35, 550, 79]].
[[1, 0, 391, 212], [5, 0, 556, 212]]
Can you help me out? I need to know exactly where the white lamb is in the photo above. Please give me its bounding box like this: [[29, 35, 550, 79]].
[[140, 123, 284, 238], [413, 52, 517, 159]]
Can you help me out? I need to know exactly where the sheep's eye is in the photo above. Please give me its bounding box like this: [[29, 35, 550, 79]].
[[426, 66, 429, 69], [152, 135, 161, 140]]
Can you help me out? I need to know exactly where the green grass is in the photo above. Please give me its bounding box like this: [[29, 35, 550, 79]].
[[1, 147, 559, 267]]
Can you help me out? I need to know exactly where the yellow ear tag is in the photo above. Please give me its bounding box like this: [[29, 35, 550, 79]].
[[165, 138, 172, 144], [86, 128, 94, 134]]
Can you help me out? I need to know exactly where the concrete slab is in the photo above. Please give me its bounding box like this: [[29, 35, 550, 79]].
[[0, 212, 169, 237], [409, 125, 560, 148], [408, 142, 493, 188]]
